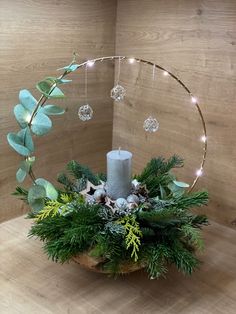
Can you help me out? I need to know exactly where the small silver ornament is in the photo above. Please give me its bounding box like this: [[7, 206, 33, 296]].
[[115, 198, 128, 209], [93, 188, 106, 202], [110, 84, 126, 102], [127, 194, 140, 204], [139, 195, 146, 203], [143, 116, 159, 133], [78, 104, 93, 121], [132, 179, 141, 190], [85, 195, 96, 205]]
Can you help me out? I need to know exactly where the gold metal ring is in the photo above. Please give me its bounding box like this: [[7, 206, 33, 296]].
[[78, 56, 207, 192]]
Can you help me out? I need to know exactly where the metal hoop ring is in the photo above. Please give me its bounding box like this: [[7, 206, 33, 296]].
[[78, 56, 207, 192]]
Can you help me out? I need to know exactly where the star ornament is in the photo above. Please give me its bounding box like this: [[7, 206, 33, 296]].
[[80, 180, 104, 196]]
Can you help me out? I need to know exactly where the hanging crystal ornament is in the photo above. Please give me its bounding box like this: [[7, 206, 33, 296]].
[[78, 63, 94, 121], [143, 116, 159, 133], [110, 57, 126, 102], [78, 104, 93, 121], [111, 84, 126, 101], [143, 66, 160, 133]]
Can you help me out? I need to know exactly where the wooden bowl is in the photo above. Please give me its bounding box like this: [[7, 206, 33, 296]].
[[72, 252, 143, 274]]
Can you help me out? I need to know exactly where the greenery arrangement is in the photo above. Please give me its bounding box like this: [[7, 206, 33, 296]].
[[8, 56, 209, 279], [15, 156, 209, 278]]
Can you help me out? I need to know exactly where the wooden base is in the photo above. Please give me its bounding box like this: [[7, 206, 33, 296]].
[[72, 253, 143, 274], [1, 216, 236, 313]]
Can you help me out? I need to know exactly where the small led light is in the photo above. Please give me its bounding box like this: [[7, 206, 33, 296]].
[[163, 71, 169, 76], [191, 96, 197, 104], [25, 114, 31, 123], [201, 135, 207, 143], [196, 169, 203, 176], [128, 58, 135, 64], [87, 60, 95, 67]]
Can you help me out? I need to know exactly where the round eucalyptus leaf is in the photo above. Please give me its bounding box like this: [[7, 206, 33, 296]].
[[58, 78, 72, 84], [19, 89, 37, 112], [167, 182, 178, 192], [20, 160, 31, 173], [14, 104, 31, 128], [42, 105, 65, 115], [48, 86, 65, 99], [57, 64, 79, 72], [24, 127, 34, 152], [30, 198, 45, 212], [28, 185, 46, 203], [36, 78, 55, 96], [173, 180, 190, 188], [35, 178, 58, 200], [173, 189, 185, 198], [16, 168, 27, 183], [7, 133, 31, 156], [17, 127, 34, 152], [31, 112, 52, 136], [168, 182, 185, 198]]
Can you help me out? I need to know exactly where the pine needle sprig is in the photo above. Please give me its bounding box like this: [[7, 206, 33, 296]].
[[67, 160, 101, 185], [12, 186, 28, 202], [171, 191, 209, 209], [57, 173, 75, 192], [137, 155, 184, 182], [170, 240, 200, 275], [144, 244, 171, 279], [135, 155, 184, 197], [180, 224, 204, 251]]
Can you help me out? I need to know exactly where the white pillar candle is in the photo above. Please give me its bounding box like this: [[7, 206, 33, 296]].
[[106, 150, 132, 200]]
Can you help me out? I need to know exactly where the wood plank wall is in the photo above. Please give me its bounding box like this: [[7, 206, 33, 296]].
[[0, 0, 116, 222], [113, 0, 236, 228]]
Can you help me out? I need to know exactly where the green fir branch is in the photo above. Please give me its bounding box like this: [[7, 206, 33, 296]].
[[180, 224, 204, 251], [143, 244, 171, 279], [67, 160, 101, 185]]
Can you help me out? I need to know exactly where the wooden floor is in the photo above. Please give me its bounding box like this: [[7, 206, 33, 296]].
[[0, 217, 236, 314]]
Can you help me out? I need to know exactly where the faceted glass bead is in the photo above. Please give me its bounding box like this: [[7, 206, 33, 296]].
[[110, 84, 126, 102], [143, 116, 159, 133], [78, 104, 93, 121]]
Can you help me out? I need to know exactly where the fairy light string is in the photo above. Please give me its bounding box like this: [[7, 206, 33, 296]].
[[26, 55, 207, 191]]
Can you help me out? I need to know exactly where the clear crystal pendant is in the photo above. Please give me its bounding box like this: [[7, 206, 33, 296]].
[[110, 84, 126, 102], [143, 116, 159, 133], [78, 104, 93, 121]]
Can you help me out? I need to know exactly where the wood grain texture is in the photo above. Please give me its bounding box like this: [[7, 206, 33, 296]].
[[114, 0, 236, 228], [1, 216, 236, 313], [0, 0, 116, 222]]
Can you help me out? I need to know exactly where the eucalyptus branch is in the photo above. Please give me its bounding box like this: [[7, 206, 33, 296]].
[[28, 54, 77, 125], [24, 53, 78, 184]]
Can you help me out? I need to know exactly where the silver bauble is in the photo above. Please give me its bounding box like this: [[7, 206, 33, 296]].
[[132, 179, 141, 189], [93, 188, 106, 202], [85, 195, 96, 205], [115, 198, 128, 209], [127, 194, 140, 204]]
